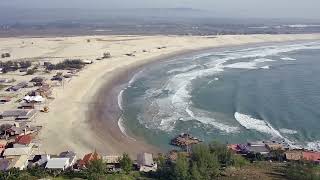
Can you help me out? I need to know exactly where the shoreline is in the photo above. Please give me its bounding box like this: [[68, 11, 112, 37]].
[[7, 34, 317, 158], [90, 39, 320, 157]]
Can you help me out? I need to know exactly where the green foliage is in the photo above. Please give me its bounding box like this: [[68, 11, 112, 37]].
[[232, 154, 248, 168], [27, 166, 48, 178], [0, 60, 32, 73], [173, 153, 190, 180], [119, 153, 133, 174], [85, 159, 107, 180], [191, 144, 220, 179], [45, 59, 85, 70], [190, 163, 201, 180], [269, 149, 285, 161], [285, 162, 320, 180]]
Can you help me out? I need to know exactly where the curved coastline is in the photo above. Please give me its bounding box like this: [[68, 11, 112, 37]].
[[19, 34, 320, 158], [88, 48, 216, 156], [88, 39, 320, 157]]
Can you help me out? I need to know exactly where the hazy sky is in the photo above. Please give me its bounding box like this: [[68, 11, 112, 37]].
[[1, 0, 320, 19]]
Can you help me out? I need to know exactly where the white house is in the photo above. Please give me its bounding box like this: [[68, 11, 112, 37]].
[[46, 158, 70, 170], [137, 153, 157, 172]]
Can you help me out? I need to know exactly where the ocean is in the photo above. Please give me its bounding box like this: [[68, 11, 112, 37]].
[[118, 41, 320, 151]]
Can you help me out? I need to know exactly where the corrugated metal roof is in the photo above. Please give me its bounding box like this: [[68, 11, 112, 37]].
[[46, 158, 69, 169], [3, 147, 32, 156]]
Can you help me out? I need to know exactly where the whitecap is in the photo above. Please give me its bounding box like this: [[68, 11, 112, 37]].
[[306, 141, 320, 151], [279, 128, 298, 134], [260, 66, 270, 69], [281, 57, 296, 61], [167, 64, 199, 74], [186, 107, 239, 133], [234, 112, 283, 137], [225, 62, 258, 69]]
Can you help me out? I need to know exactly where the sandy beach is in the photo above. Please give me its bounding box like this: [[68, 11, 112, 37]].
[[1, 34, 320, 157]]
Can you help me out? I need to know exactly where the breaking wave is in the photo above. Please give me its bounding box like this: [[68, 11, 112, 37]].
[[122, 41, 320, 139]]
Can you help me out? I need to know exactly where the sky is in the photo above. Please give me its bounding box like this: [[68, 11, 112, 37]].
[[1, 0, 320, 19]]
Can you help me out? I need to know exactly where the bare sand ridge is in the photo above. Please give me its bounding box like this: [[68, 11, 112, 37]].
[[1, 34, 320, 157]]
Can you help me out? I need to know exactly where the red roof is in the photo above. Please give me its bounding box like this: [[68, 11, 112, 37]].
[[15, 134, 33, 145], [81, 151, 101, 166], [302, 151, 320, 162]]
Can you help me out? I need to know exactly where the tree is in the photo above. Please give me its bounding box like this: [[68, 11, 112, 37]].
[[209, 141, 233, 166], [86, 159, 107, 180], [192, 144, 220, 179], [190, 163, 202, 180], [173, 153, 190, 180], [119, 153, 133, 174]]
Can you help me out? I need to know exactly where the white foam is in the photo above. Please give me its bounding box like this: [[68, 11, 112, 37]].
[[128, 69, 144, 86], [225, 62, 258, 69], [307, 141, 320, 151], [167, 65, 199, 74], [279, 128, 298, 134], [118, 90, 124, 111], [281, 57, 296, 61], [137, 41, 320, 133], [118, 117, 137, 141], [254, 58, 275, 63], [260, 66, 270, 69], [234, 112, 283, 137], [186, 107, 239, 133]]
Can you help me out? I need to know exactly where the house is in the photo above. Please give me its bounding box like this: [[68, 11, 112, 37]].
[[14, 134, 33, 147], [59, 151, 77, 167], [137, 153, 157, 172], [30, 77, 46, 83], [46, 158, 70, 170], [19, 102, 35, 109], [9, 155, 30, 170], [103, 155, 120, 164], [0, 97, 11, 104], [3, 147, 32, 158], [78, 151, 101, 168], [265, 143, 285, 151], [285, 151, 303, 161], [5, 123, 40, 136], [238, 143, 270, 155], [28, 154, 50, 167], [0, 109, 37, 120], [23, 95, 45, 103], [6, 82, 28, 92], [102, 155, 121, 171], [302, 151, 320, 162]]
